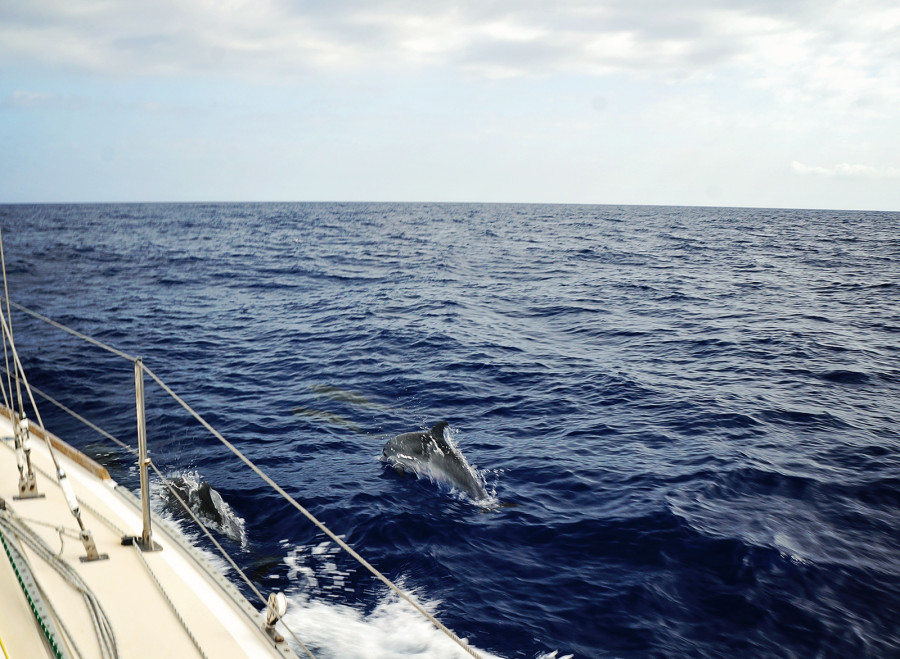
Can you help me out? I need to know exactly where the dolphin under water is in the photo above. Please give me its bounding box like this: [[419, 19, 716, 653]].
[[381, 421, 489, 501]]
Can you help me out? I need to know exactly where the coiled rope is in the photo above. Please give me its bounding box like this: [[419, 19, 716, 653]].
[[0, 509, 118, 659], [0, 520, 66, 659]]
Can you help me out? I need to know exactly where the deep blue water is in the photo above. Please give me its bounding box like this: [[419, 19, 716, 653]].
[[1, 203, 899, 658]]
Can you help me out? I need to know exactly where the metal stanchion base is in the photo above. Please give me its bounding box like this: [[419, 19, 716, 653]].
[[121, 535, 163, 552]]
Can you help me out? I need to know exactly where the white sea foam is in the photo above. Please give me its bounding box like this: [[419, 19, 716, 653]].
[[278, 589, 507, 659], [279, 539, 507, 658], [278, 593, 573, 658]]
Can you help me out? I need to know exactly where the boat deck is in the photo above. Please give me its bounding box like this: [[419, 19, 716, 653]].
[[0, 408, 296, 659]]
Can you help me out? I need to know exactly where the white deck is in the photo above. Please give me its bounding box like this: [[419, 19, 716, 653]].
[[0, 409, 297, 659]]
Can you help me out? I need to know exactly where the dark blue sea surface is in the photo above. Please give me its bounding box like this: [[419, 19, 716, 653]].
[[1, 203, 898, 658]]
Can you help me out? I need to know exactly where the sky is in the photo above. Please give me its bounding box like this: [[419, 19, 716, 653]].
[[1, 0, 899, 210]]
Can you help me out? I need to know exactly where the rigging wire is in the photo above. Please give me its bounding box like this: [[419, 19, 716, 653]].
[[4, 300, 135, 362], [7, 375, 316, 658], [4, 297, 484, 659], [0, 228, 25, 420], [143, 364, 483, 659], [0, 230, 105, 561], [0, 309, 50, 458]]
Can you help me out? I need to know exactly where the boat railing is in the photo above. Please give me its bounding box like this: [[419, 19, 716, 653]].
[[2, 299, 483, 659]]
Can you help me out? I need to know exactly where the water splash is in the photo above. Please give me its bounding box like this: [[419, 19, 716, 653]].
[[279, 586, 506, 659]]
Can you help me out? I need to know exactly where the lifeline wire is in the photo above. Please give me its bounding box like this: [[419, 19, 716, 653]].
[[0, 229, 24, 419], [6, 299, 484, 659], [144, 459, 317, 659], [4, 375, 315, 658], [0, 369, 138, 458], [143, 364, 483, 659], [1, 512, 118, 659], [5, 300, 136, 362]]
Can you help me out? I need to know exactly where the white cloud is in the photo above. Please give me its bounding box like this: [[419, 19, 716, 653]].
[[3, 0, 898, 127], [2, 0, 899, 209], [2, 0, 898, 99], [792, 161, 900, 179]]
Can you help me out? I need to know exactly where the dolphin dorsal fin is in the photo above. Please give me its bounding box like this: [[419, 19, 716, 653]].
[[429, 421, 451, 451]]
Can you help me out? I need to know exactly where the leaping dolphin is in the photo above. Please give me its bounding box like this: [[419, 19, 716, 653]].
[[381, 421, 488, 501]]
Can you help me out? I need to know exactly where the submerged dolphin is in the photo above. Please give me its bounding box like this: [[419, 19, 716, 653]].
[[381, 421, 488, 501]]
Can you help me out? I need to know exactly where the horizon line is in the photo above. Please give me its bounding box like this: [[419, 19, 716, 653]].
[[0, 199, 895, 213]]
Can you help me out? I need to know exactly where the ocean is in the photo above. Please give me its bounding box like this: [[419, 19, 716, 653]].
[[1, 202, 898, 658]]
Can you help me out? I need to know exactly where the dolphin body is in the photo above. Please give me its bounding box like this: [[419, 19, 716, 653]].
[[164, 475, 245, 544], [381, 421, 488, 501], [168, 477, 225, 525]]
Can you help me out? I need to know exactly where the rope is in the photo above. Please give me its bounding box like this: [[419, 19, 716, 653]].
[[35, 578, 87, 659], [1, 410, 314, 658], [1, 512, 118, 659], [0, 522, 64, 658], [0, 444, 116, 659], [12, 515, 81, 559], [0, 521, 66, 659], [143, 364, 483, 659], [2, 512, 119, 659]]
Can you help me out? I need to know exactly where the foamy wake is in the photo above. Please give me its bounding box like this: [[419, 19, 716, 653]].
[[278, 540, 570, 659], [278, 591, 504, 659], [281, 539, 496, 658]]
